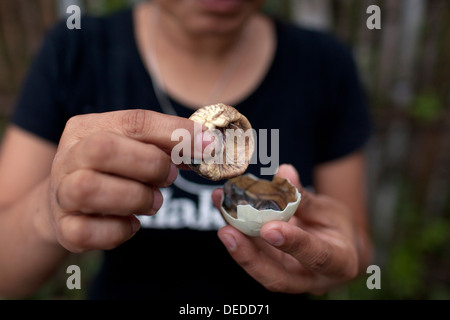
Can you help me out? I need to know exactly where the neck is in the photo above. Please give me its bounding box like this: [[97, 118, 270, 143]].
[[151, 3, 249, 61], [136, 1, 275, 109]]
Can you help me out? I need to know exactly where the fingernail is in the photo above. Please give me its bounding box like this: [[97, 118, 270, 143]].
[[219, 233, 237, 252], [274, 165, 280, 175], [166, 163, 178, 185], [195, 130, 218, 153], [276, 164, 293, 175], [152, 189, 163, 213], [203, 130, 216, 147], [193, 131, 203, 159], [285, 164, 296, 172], [131, 216, 141, 234], [263, 230, 284, 246]]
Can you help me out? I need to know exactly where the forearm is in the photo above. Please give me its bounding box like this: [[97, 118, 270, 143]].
[[313, 152, 373, 276], [0, 178, 68, 298]]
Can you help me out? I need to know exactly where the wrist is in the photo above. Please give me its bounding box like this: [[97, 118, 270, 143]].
[[31, 178, 64, 250]]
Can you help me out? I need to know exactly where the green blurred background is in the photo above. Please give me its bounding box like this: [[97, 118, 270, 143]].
[[0, 0, 449, 300]]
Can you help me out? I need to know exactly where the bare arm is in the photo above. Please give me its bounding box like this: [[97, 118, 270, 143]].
[[314, 151, 373, 273], [0, 126, 67, 297], [0, 126, 56, 204], [0, 110, 203, 298]]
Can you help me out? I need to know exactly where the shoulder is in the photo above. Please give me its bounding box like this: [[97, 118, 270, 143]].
[[274, 19, 355, 69], [48, 8, 132, 36], [38, 8, 134, 83], [276, 19, 351, 54], [43, 9, 133, 59]]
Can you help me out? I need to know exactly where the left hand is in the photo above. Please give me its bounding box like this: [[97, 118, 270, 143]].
[[211, 164, 360, 295]]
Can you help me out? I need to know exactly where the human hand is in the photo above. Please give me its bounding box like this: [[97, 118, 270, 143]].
[[46, 110, 199, 253], [212, 164, 360, 294]]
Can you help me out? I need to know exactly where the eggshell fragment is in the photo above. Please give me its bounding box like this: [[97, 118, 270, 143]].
[[220, 174, 301, 237]]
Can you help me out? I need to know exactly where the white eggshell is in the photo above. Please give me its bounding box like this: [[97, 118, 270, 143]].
[[220, 184, 301, 237]]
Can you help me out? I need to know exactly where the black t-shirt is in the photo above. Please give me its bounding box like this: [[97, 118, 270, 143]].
[[11, 8, 371, 299]]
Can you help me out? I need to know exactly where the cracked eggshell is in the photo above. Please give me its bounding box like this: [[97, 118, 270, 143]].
[[220, 174, 301, 237]]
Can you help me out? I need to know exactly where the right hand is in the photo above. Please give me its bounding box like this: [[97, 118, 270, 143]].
[[46, 109, 198, 253]]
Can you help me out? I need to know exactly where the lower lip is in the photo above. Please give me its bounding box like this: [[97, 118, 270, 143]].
[[198, 0, 244, 14]]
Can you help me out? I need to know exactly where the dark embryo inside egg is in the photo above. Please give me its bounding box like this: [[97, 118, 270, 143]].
[[222, 174, 298, 218]]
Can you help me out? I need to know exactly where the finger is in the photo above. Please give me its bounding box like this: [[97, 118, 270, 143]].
[[57, 214, 140, 253], [57, 169, 163, 215], [61, 110, 213, 156], [176, 163, 193, 171], [212, 164, 306, 211], [275, 163, 314, 217], [260, 221, 358, 279], [275, 164, 303, 190], [211, 188, 223, 209], [66, 131, 178, 187], [218, 225, 310, 293]]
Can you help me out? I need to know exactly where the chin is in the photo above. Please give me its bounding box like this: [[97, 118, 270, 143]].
[[157, 0, 263, 35], [187, 15, 248, 35]]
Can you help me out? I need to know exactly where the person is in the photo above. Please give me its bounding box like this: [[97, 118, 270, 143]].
[[0, 0, 372, 299]]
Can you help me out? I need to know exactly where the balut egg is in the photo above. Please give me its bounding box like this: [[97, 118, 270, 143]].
[[220, 174, 301, 237], [188, 103, 255, 181]]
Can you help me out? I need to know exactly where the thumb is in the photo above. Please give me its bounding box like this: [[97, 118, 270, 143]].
[[275, 164, 313, 216], [275, 164, 303, 191], [211, 188, 223, 210]]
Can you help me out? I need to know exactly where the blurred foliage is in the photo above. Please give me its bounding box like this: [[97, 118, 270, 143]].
[[410, 90, 444, 124], [326, 182, 450, 300], [83, 0, 133, 16], [384, 184, 449, 299], [262, 0, 292, 19], [0, 115, 7, 136], [82, 0, 293, 18]]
